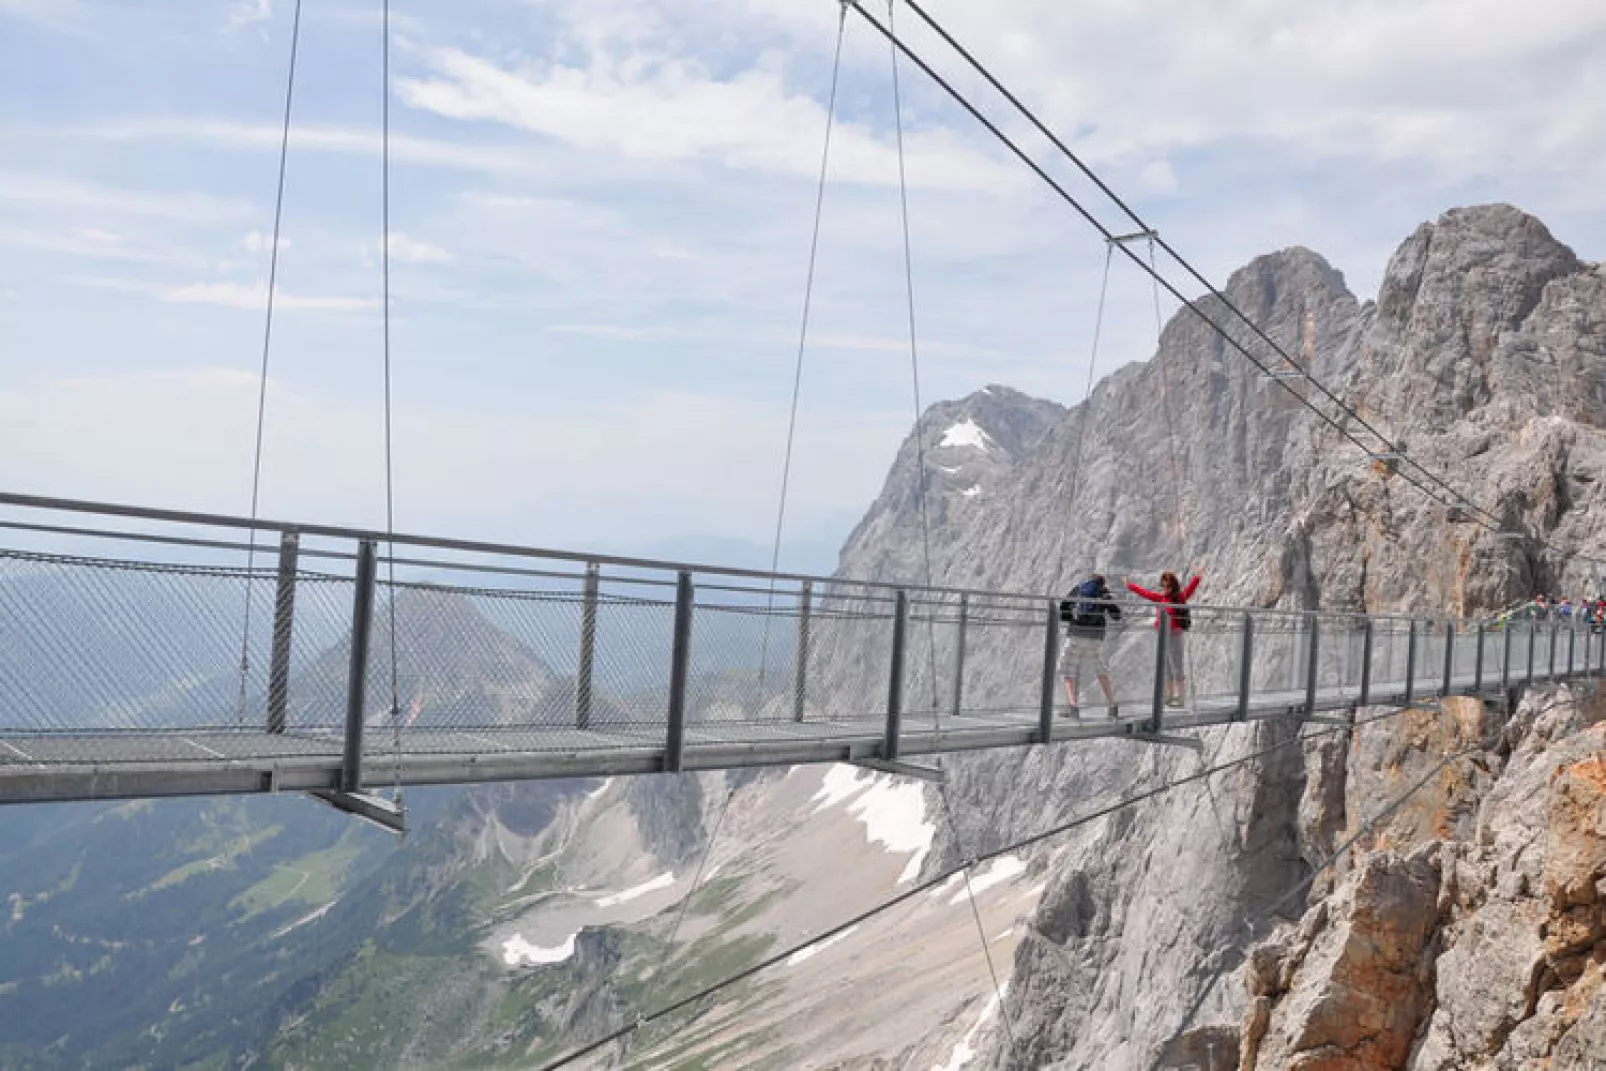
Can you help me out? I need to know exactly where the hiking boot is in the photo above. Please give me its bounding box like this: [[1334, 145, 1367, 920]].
[[1106, 703, 1120, 719], [1060, 704, 1080, 720], [1165, 697, 1184, 708]]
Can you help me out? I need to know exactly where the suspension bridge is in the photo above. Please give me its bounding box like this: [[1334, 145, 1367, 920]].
[[3, 1, 1590, 842], [0, 492, 1591, 832]]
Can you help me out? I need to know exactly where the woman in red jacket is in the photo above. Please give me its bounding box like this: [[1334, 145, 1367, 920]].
[[1124, 571, 1201, 707]]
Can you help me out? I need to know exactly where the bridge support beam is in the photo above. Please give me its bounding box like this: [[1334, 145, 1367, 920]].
[[1474, 624, 1486, 693], [793, 580, 812, 723], [1404, 621, 1417, 707], [1304, 616, 1320, 718], [950, 593, 968, 720], [576, 562, 599, 729], [1528, 622, 1537, 684], [266, 530, 299, 735], [884, 590, 908, 761], [1038, 597, 1058, 744], [1502, 623, 1513, 692], [339, 540, 378, 794], [1235, 612, 1254, 720], [311, 788, 406, 835], [1150, 622, 1169, 734], [1442, 622, 1455, 697], [1359, 617, 1373, 708], [664, 571, 693, 773], [854, 758, 945, 782]]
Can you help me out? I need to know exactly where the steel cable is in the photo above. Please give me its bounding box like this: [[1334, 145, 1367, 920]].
[[535, 701, 1431, 1071], [235, 0, 304, 724], [756, 3, 849, 716], [841, 2, 1539, 558]]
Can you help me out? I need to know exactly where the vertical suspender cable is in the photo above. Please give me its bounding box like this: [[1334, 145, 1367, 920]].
[[1148, 236, 1188, 555], [887, 1, 1015, 1050], [381, 0, 404, 811], [1056, 242, 1115, 573], [236, 0, 304, 723], [757, 3, 847, 707], [887, 0, 941, 716]]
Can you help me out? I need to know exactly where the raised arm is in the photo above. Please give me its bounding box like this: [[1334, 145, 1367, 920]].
[[1125, 580, 1163, 603], [1180, 575, 1201, 601]]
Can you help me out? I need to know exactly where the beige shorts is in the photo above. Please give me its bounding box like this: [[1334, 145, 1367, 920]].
[[1058, 634, 1109, 682]]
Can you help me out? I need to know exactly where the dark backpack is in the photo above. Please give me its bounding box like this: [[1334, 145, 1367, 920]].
[[1070, 579, 1107, 628], [1172, 601, 1191, 631]]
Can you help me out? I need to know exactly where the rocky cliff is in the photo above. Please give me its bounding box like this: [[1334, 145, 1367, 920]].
[[814, 203, 1606, 1069]]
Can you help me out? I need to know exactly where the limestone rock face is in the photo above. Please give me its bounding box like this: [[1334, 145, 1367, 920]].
[[810, 204, 1606, 1069], [1240, 846, 1441, 1071]]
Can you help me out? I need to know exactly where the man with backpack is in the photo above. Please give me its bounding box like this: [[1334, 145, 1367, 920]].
[[1059, 573, 1122, 718]]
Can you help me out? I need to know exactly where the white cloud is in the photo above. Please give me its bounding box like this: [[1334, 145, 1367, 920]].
[[72, 118, 565, 178], [70, 276, 378, 313], [240, 230, 290, 254], [0, 170, 252, 223], [395, 44, 1021, 192], [386, 233, 453, 264], [225, 0, 271, 33]]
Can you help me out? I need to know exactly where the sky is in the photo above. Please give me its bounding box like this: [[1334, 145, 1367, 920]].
[[2, 0, 1604, 569]]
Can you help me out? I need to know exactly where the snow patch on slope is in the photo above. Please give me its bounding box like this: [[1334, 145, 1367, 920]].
[[932, 983, 1007, 1070], [951, 855, 1027, 904], [939, 418, 992, 451], [786, 924, 861, 967], [595, 871, 675, 908], [502, 931, 577, 967], [812, 766, 934, 884]]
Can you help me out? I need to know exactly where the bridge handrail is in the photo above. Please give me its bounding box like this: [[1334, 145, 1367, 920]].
[[0, 490, 1476, 624]]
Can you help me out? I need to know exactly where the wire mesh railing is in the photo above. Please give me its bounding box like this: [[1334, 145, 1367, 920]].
[[1, 491, 1603, 791]]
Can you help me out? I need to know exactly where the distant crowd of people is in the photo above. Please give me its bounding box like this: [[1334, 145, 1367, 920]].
[[1494, 594, 1606, 632], [1057, 571, 1200, 719]]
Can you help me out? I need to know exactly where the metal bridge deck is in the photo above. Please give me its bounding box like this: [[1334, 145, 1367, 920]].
[[0, 678, 1528, 806]]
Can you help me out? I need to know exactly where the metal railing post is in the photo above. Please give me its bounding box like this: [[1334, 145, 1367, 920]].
[[266, 530, 299, 735], [340, 540, 378, 794], [1474, 623, 1485, 693], [1404, 621, 1417, 706], [1502, 622, 1513, 691], [1236, 612, 1254, 721], [792, 580, 812, 723], [1549, 622, 1559, 680], [1442, 622, 1455, 697], [1039, 598, 1059, 743], [885, 590, 908, 760], [1304, 615, 1320, 717], [576, 562, 599, 729], [664, 571, 694, 773], [1527, 621, 1537, 683], [1358, 617, 1373, 708], [1567, 623, 1577, 677], [950, 592, 968, 720], [1150, 622, 1169, 734]]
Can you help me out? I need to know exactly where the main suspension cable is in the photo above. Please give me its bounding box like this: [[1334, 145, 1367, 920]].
[[841, 1, 1476, 539], [891, 0, 1501, 533], [234, 0, 304, 723]]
